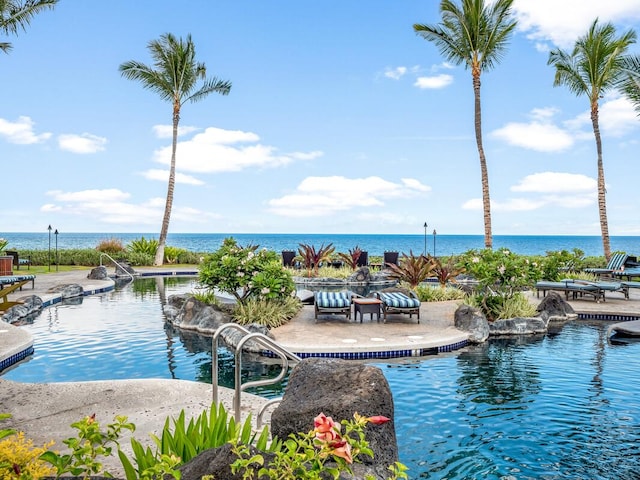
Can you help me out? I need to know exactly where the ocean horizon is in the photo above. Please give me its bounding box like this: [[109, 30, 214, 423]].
[[2, 232, 638, 258]]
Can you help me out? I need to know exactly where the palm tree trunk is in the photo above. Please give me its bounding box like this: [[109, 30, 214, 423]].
[[473, 73, 493, 249], [591, 104, 611, 260], [154, 104, 180, 266]]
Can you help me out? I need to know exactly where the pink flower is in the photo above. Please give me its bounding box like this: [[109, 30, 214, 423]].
[[328, 438, 353, 463], [314, 413, 341, 442], [366, 415, 390, 425]]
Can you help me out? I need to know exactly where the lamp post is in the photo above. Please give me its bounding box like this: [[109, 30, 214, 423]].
[[54, 229, 59, 272], [423, 222, 428, 256], [47, 225, 52, 271], [433, 229, 437, 258]]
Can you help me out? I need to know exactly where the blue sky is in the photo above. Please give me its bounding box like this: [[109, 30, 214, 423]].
[[1, 0, 639, 236]]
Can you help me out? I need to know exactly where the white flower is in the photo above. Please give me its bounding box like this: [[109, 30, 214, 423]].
[[498, 265, 506, 275], [261, 287, 270, 295], [472, 257, 480, 263], [237, 272, 245, 277]]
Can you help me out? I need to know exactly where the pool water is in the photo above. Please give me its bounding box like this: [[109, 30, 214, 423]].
[[3, 277, 640, 479]]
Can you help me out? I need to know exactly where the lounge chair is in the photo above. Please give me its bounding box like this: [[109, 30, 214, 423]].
[[281, 250, 296, 268], [5, 250, 31, 270], [356, 251, 368, 267], [535, 279, 604, 302], [584, 252, 628, 276], [0, 274, 36, 312], [375, 291, 421, 323], [314, 291, 353, 321], [383, 251, 399, 268]]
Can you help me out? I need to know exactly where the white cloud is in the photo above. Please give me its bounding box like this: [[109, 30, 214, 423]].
[[562, 94, 639, 138], [141, 168, 205, 185], [0, 116, 52, 144], [268, 176, 430, 217], [513, 0, 640, 48], [152, 126, 322, 173], [44, 189, 218, 226], [491, 108, 575, 152], [462, 171, 597, 213], [58, 133, 107, 154], [512, 172, 597, 194], [414, 74, 454, 89], [152, 124, 200, 139], [384, 66, 407, 80]]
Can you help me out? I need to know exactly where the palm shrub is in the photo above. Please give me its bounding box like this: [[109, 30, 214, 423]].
[[127, 236, 159, 256], [459, 248, 543, 321], [297, 243, 336, 277], [163, 245, 186, 264], [199, 237, 295, 304], [386, 251, 434, 288]]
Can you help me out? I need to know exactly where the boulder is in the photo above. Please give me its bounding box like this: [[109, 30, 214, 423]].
[[536, 291, 577, 321], [296, 288, 315, 304], [489, 316, 548, 335], [347, 266, 372, 283], [47, 283, 83, 299], [454, 304, 490, 343], [271, 358, 398, 480], [164, 295, 230, 334], [87, 266, 108, 280], [115, 261, 136, 277], [1, 295, 43, 324], [178, 443, 273, 480]]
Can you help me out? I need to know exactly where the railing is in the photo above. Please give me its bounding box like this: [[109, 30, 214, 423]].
[[212, 323, 301, 426], [99, 253, 135, 281]]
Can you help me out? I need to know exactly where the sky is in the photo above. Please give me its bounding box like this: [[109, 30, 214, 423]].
[[1, 0, 640, 237]]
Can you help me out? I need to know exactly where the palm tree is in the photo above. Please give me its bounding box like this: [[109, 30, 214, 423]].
[[548, 20, 637, 260], [0, 0, 57, 54], [619, 55, 640, 115], [414, 0, 517, 249], [120, 33, 231, 266]]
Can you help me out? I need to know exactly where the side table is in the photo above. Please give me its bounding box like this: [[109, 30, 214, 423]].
[[353, 298, 382, 323]]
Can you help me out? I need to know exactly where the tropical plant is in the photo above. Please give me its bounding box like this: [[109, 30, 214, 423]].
[[338, 246, 363, 270], [428, 254, 465, 287], [40, 413, 135, 478], [415, 283, 466, 302], [385, 251, 435, 288], [539, 248, 585, 281], [414, 0, 517, 249], [120, 33, 232, 266], [297, 243, 336, 277], [0, 0, 57, 54], [163, 245, 185, 264], [548, 19, 637, 260], [618, 54, 640, 115], [233, 296, 302, 327], [199, 237, 295, 304], [459, 248, 543, 320], [231, 412, 408, 480], [126, 236, 158, 256]]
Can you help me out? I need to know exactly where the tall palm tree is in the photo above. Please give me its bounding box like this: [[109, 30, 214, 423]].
[[120, 33, 231, 266], [0, 0, 57, 54], [548, 20, 637, 260], [619, 55, 640, 115], [414, 0, 517, 249]]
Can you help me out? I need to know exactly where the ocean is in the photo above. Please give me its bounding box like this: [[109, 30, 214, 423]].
[[1, 232, 638, 258]]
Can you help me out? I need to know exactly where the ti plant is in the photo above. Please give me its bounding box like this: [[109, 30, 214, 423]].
[[338, 246, 363, 270], [297, 243, 336, 277], [385, 251, 435, 288], [428, 255, 465, 287]]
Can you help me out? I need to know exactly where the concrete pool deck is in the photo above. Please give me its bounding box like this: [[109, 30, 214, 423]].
[[1, 268, 640, 476]]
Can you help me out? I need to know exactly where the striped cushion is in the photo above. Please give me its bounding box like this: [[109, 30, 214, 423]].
[[379, 292, 420, 308], [0, 275, 36, 285], [315, 291, 352, 308]]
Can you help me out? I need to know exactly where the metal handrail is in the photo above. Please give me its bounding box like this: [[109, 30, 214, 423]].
[[212, 323, 301, 424], [99, 253, 135, 281]]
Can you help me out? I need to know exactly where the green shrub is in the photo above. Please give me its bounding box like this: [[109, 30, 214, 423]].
[[123, 251, 154, 266], [127, 237, 159, 256], [199, 237, 295, 304], [415, 284, 466, 302], [540, 248, 585, 280], [233, 296, 302, 327], [314, 265, 354, 279], [466, 292, 537, 320]]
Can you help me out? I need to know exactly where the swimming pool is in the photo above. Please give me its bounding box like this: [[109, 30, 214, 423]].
[[3, 277, 639, 479]]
